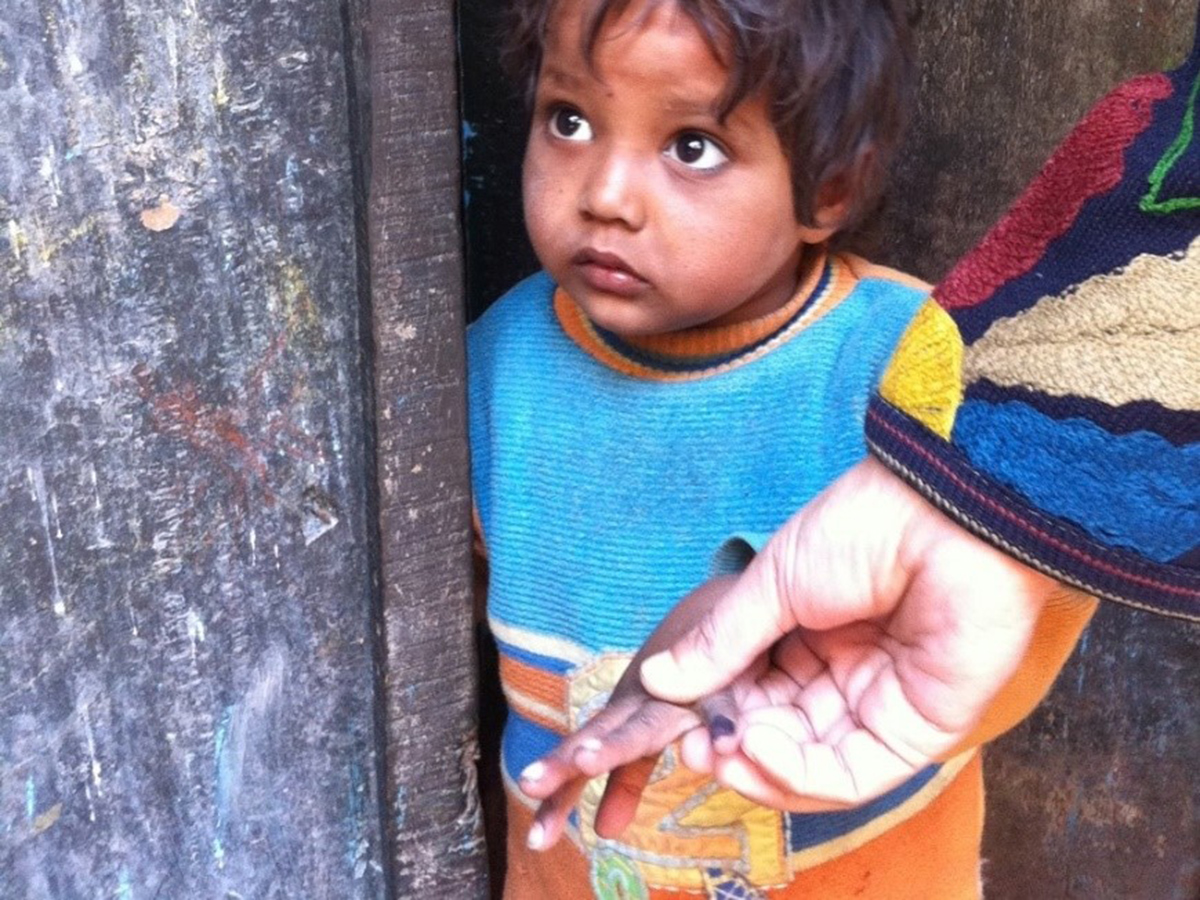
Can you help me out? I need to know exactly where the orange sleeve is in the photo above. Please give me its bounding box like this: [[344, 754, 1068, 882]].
[[943, 588, 1097, 758]]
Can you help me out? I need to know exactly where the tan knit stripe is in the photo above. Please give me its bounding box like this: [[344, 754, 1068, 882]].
[[964, 235, 1200, 410]]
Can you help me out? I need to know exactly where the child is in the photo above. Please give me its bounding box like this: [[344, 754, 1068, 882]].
[[467, 0, 1073, 896]]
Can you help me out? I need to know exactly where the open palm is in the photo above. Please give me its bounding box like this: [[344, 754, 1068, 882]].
[[635, 456, 1065, 811]]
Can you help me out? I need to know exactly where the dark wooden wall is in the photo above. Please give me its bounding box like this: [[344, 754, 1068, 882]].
[[0, 0, 387, 894], [458, 2, 1199, 898], [1, 0, 484, 896]]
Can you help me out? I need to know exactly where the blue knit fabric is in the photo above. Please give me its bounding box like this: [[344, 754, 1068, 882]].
[[469, 270, 926, 654], [952, 399, 1200, 562], [468, 269, 939, 892]]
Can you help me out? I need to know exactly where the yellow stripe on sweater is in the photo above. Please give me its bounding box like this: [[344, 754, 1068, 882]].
[[879, 299, 965, 438]]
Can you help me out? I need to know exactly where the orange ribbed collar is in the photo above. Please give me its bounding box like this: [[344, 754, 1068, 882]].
[[554, 249, 859, 381]]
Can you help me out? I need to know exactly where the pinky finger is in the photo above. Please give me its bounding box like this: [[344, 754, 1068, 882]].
[[529, 776, 588, 851]]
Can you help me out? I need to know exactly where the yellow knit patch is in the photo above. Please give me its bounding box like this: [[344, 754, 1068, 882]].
[[878, 300, 965, 439]]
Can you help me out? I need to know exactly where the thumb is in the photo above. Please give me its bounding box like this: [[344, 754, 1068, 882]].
[[640, 546, 795, 703], [640, 458, 916, 703]]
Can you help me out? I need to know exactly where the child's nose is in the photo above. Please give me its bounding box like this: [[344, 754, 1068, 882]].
[[579, 151, 646, 230]]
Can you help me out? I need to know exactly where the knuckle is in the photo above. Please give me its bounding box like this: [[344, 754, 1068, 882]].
[[692, 613, 725, 662]]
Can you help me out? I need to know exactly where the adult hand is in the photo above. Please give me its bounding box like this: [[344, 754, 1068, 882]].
[[637, 456, 1059, 809], [517, 576, 770, 850]]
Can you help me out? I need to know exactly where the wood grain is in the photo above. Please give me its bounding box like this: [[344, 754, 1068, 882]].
[[0, 0, 385, 895]]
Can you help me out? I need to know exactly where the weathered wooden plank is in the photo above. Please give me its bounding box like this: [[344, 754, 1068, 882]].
[[361, 0, 488, 894], [0, 0, 385, 896]]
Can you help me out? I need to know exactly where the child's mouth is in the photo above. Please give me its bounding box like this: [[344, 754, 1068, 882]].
[[572, 249, 650, 297]]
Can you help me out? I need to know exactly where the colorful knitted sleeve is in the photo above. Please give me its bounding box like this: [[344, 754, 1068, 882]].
[[866, 22, 1200, 623]]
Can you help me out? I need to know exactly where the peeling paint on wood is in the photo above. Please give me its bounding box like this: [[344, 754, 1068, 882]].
[[0, 0, 385, 896]]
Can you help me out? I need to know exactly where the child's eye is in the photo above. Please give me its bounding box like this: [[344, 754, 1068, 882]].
[[665, 133, 728, 171], [547, 106, 593, 142]]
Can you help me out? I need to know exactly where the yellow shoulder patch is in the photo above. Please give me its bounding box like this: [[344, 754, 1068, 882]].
[[878, 300, 965, 439]]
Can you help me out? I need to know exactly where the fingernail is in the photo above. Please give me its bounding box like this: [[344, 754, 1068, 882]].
[[519, 761, 546, 783], [527, 822, 545, 851], [578, 738, 602, 754], [709, 715, 736, 739], [640, 652, 674, 685]]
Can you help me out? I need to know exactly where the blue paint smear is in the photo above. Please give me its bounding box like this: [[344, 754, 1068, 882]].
[[213, 705, 236, 867], [25, 776, 35, 821], [346, 760, 365, 869], [1075, 630, 1091, 693], [116, 866, 133, 900], [395, 785, 408, 830]]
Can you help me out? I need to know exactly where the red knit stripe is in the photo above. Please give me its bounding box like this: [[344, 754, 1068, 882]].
[[934, 73, 1173, 311]]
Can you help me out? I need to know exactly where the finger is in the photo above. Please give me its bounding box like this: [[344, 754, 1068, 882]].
[[769, 630, 829, 687], [700, 701, 741, 756], [528, 776, 588, 851], [679, 726, 715, 773], [640, 555, 795, 703], [571, 701, 700, 777], [518, 702, 642, 799], [695, 664, 771, 756], [593, 757, 657, 839], [709, 752, 852, 814], [790, 670, 854, 741]]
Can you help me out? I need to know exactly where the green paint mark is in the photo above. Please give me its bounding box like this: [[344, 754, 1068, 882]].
[[1141, 70, 1200, 214]]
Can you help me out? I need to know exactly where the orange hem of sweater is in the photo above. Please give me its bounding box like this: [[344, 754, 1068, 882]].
[[501, 753, 984, 899]]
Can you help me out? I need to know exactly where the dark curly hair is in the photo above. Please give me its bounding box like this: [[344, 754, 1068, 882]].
[[501, 0, 917, 232]]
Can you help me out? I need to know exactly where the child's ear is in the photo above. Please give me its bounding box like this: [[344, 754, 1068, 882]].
[[798, 174, 853, 244]]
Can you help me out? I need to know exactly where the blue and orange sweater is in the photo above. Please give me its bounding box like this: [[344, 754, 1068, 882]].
[[468, 250, 1094, 899]]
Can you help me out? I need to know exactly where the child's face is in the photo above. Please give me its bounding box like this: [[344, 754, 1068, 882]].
[[523, 0, 833, 338]]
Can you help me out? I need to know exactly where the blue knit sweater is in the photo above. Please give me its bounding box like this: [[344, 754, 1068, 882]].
[[468, 255, 963, 898]]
